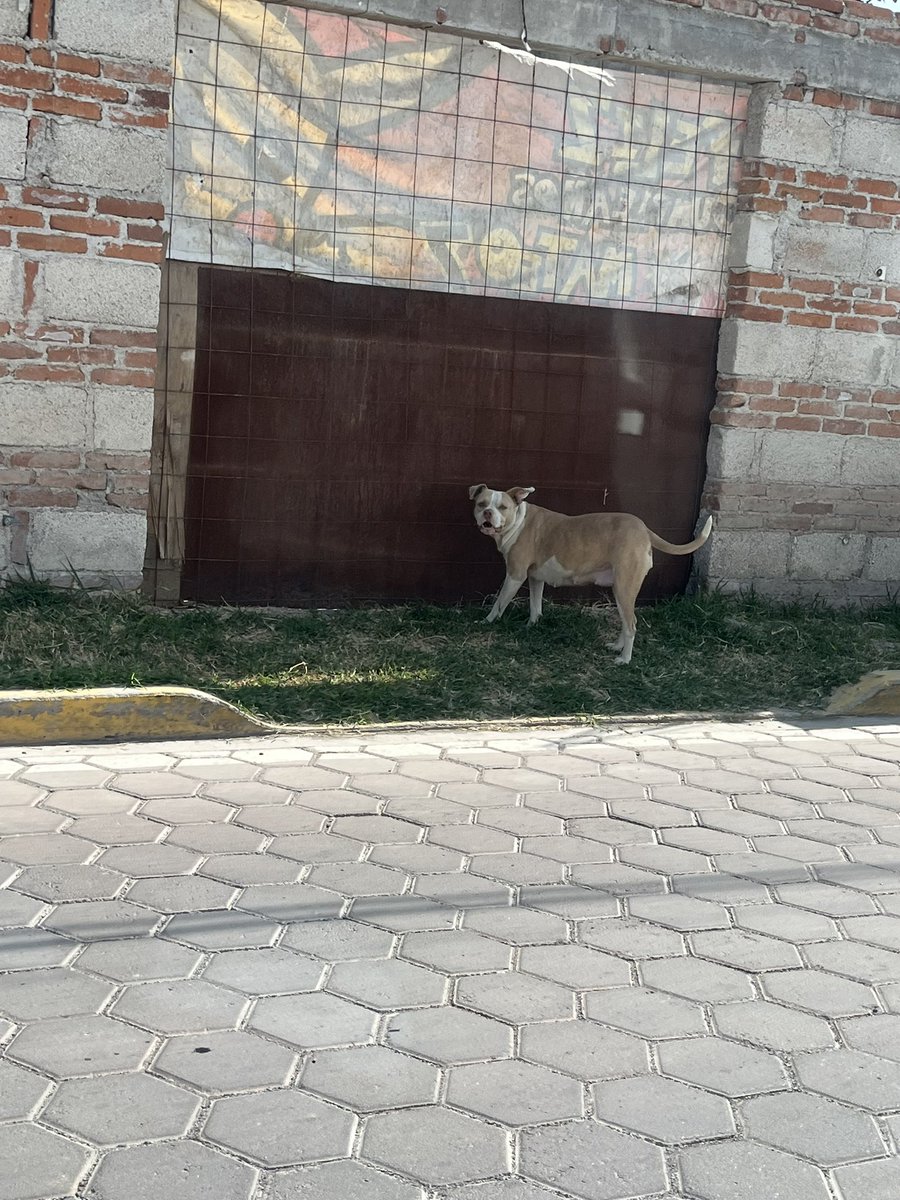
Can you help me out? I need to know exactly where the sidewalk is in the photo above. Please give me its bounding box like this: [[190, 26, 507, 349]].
[[3, 716, 900, 1199]]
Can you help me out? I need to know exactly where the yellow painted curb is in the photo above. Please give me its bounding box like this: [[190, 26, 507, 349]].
[[0, 687, 271, 746], [826, 671, 900, 717]]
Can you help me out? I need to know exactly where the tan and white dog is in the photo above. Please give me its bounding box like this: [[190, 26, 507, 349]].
[[470, 484, 712, 665]]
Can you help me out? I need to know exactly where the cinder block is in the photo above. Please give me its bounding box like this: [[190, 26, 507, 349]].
[[54, 0, 177, 67], [750, 101, 842, 169], [707, 530, 791, 580], [758, 430, 843, 485], [706, 426, 762, 482], [841, 114, 900, 180], [814, 330, 892, 388], [29, 510, 147, 576], [0, 383, 88, 447], [29, 121, 167, 198], [0, 0, 28, 38], [840, 437, 899, 487], [0, 249, 22, 317], [789, 534, 865, 581], [93, 387, 154, 453], [39, 256, 161, 329], [866, 537, 900, 583], [718, 320, 818, 380], [727, 212, 777, 273], [782, 226, 867, 279], [0, 110, 28, 180]]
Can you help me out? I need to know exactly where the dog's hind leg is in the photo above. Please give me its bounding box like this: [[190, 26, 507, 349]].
[[528, 577, 545, 625], [610, 551, 651, 665]]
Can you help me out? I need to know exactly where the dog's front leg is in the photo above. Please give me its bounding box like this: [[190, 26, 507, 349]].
[[528, 577, 544, 625], [486, 575, 524, 623]]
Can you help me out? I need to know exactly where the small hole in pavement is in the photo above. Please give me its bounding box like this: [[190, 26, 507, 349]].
[[193, 1046, 212, 1054]]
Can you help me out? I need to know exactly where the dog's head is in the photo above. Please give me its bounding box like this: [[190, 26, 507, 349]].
[[468, 484, 535, 537]]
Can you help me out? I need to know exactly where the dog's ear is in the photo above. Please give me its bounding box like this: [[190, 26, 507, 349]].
[[468, 483, 488, 500], [509, 486, 535, 504]]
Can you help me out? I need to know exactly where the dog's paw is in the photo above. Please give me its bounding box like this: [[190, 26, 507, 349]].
[[614, 654, 632, 666], [605, 640, 624, 651], [485, 612, 498, 624]]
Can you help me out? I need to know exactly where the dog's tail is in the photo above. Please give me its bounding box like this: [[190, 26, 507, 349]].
[[648, 516, 713, 556]]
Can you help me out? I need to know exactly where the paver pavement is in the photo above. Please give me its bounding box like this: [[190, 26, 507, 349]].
[[2, 717, 900, 1198]]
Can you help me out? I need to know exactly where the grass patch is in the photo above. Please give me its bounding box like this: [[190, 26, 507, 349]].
[[0, 581, 898, 725]]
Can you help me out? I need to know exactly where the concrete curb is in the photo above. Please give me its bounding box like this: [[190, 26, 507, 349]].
[[826, 671, 900, 717]]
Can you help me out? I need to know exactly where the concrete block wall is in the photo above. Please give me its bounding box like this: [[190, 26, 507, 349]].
[[0, 0, 175, 587], [702, 75, 900, 601]]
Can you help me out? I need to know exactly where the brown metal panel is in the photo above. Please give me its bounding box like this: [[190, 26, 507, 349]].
[[182, 268, 718, 606]]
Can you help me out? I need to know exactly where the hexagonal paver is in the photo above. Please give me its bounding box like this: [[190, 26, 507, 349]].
[[735, 905, 838, 943], [679, 1140, 831, 1200], [268, 1159, 423, 1200], [713, 1000, 836, 1052], [237, 883, 344, 923], [42, 1071, 201, 1145], [331, 815, 421, 844], [152, 1030, 296, 1093], [309, 861, 409, 897], [593, 1074, 735, 1144], [140, 796, 235, 825], [14, 863, 126, 902], [9, 1014, 154, 1077], [67, 813, 162, 844], [832, 1158, 900, 1200], [282, 917, 394, 960], [0, 1059, 52, 1121], [21, 764, 109, 790], [385, 1005, 513, 1064], [163, 909, 280, 949], [520, 1120, 667, 1200], [263, 765, 345, 790], [42, 898, 161, 941], [204, 1089, 355, 1167], [457, 971, 574, 1023], [584, 986, 706, 1039], [690, 929, 802, 972], [202, 946, 324, 994], [761, 969, 879, 1017], [464, 906, 567, 945], [250, 991, 378, 1048], [74, 936, 202, 982], [108, 770, 199, 798], [805, 939, 900, 985], [0, 965, 114, 1020], [167, 822, 266, 854], [328, 958, 447, 1010], [519, 944, 630, 991], [796, 1048, 900, 1112], [640, 956, 753, 1003], [519, 1019, 649, 1080], [0, 806, 65, 835], [351, 894, 457, 933], [125, 874, 239, 913], [0, 888, 43, 927], [201, 852, 301, 885], [0, 832, 93, 864], [174, 759, 259, 782], [234, 805, 324, 835], [414, 872, 512, 909], [578, 916, 684, 960], [293, 788, 385, 816], [776, 880, 877, 917], [87, 1138, 257, 1200], [400, 930, 511, 974], [842, 913, 900, 950], [370, 842, 465, 874], [301, 1044, 440, 1111], [99, 843, 203, 877], [519, 884, 619, 920], [0, 1123, 90, 1200], [657, 1036, 788, 1096], [741, 1091, 886, 1166], [362, 1106, 510, 1185], [628, 893, 730, 930], [111, 978, 248, 1033], [447, 1059, 583, 1126]]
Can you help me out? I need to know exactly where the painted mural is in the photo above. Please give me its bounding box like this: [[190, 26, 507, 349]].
[[169, 0, 749, 315]]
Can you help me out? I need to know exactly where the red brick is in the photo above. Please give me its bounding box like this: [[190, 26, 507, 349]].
[[29, 47, 52, 68], [822, 190, 867, 209], [0, 343, 40, 361], [102, 62, 171, 86], [0, 93, 27, 111], [887, 288, 900, 303], [708, 0, 759, 14], [17, 232, 87, 253], [793, 502, 834, 514], [10, 450, 80, 468], [836, 316, 880, 333], [776, 184, 821, 202], [109, 110, 168, 129], [85, 452, 150, 470], [0, 230, 10, 247], [21, 186, 88, 211], [847, 405, 889, 421], [809, 297, 852, 313], [822, 419, 865, 435], [126, 222, 164, 243], [49, 214, 119, 237], [847, 0, 894, 18], [775, 416, 823, 432], [58, 76, 129, 103], [762, 5, 811, 25], [13, 364, 83, 383], [113, 472, 151, 491], [22, 260, 37, 317], [812, 14, 859, 35], [124, 350, 157, 369], [748, 396, 796, 413], [739, 178, 771, 195], [851, 213, 894, 229], [788, 312, 832, 328], [812, 88, 844, 107], [0, 45, 27, 64], [869, 423, 900, 438], [729, 303, 783, 323], [792, 0, 844, 12], [29, 0, 53, 41], [732, 270, 784, 288], [873, 390, 900, 406], [54, 53, 101, 77], [92, 367, 156, 387], [779, 382, 825, 399], [885, 322, 900, 336], [872, 198, 900, 215], [101, 243, 163, 264], [90, 329, 157, 348], [0, 207, 43, 228], [710, 411, 774, 429], [33, 95, 102, 121], [47, 346, 115, 365], [789, 277, 834, 294], [137, 87, 169, 110], [34, 469, 106, 490], [107, 492, 149, 510], [741, 197, 786, 215], [0, 64, 51, 90], [721, 377, 776, 395], [866, 30, 900, 49], [799, 207, 845, 223], [758, 290, 806, 308], [8, 487, 77, 508], [856, 178, 897, 197], [804, 171, 849, 189], [798, 400, 839, 416], [0, 468, 34, 484], [96, 197, 165, 220], [854, 301, 897, 317]]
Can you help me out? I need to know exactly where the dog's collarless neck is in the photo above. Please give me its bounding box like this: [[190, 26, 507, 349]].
[[498, 503, 527, 553]]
